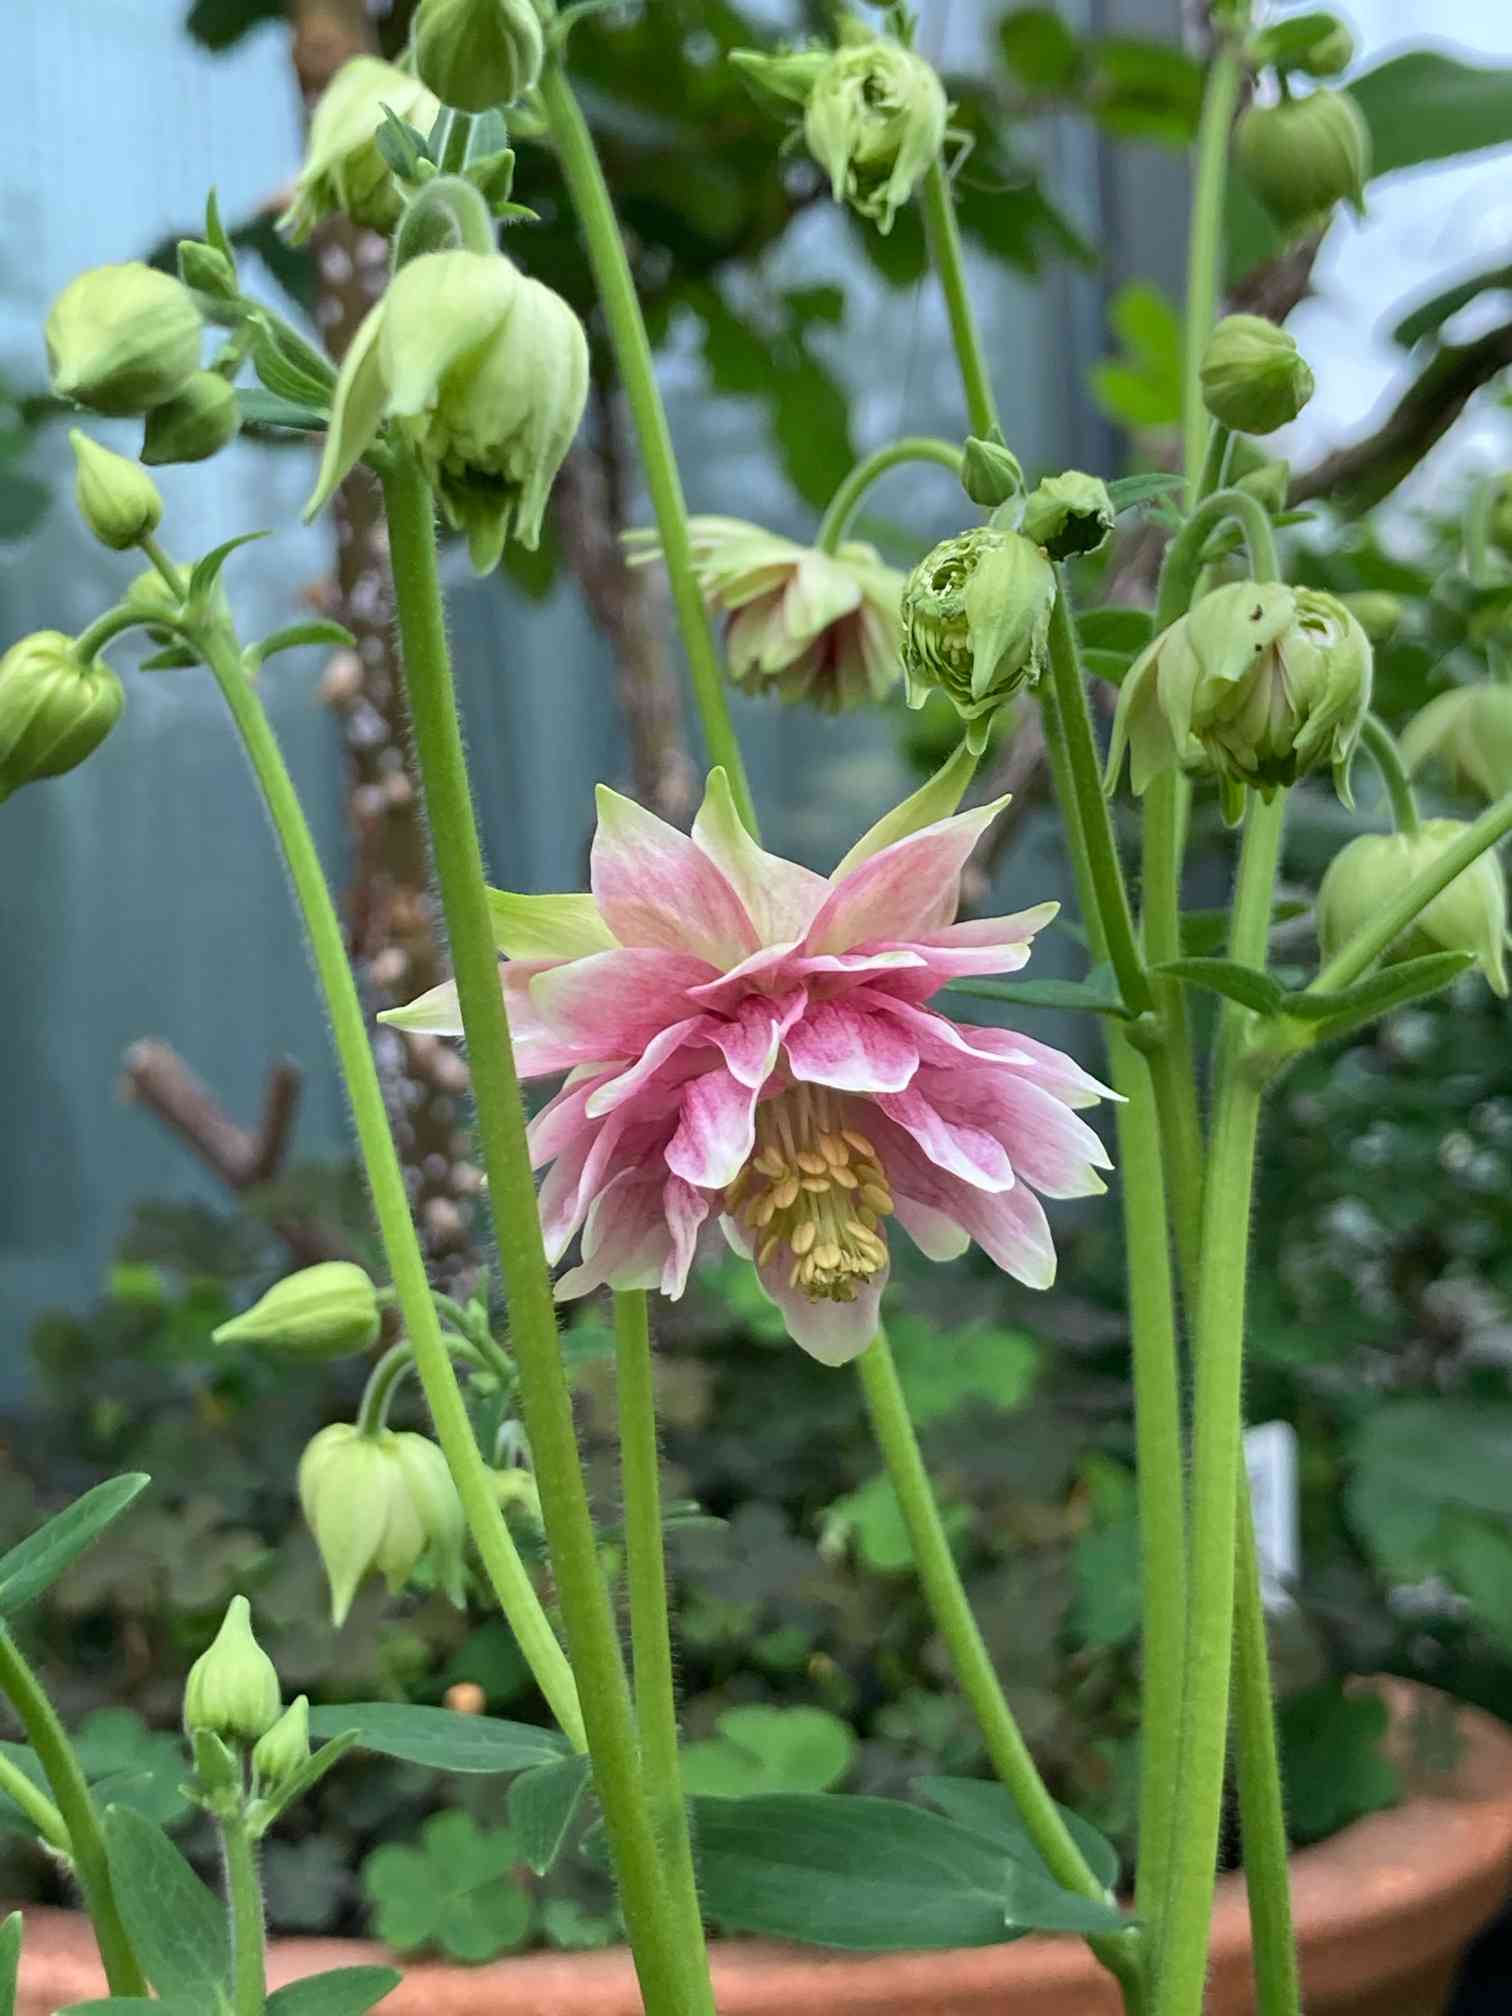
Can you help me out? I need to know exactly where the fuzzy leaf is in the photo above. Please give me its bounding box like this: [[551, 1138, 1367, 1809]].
[[189, 531, 268, 603], [306, 1704, 568, 1774], [103, 1807, 229, 2003], [1155, 958, 1286, 1016], [949, 962, 1130, 1018], [1286, 951, 1475, 1036]]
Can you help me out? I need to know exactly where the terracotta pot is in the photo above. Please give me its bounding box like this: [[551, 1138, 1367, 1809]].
[[16, 1680, 1512, 2016]]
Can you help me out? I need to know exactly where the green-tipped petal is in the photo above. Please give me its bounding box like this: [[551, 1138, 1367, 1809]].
[[832, 739, 982, 880], [304, 303, 387, 521], [486, 888, 619, 959], [692, 767, 829, 941]]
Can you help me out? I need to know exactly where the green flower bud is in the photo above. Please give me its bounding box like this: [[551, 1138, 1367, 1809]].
[[1107, 580, 1372, 802], [69, 432, 163, 551], [901, 527, 1057, 750], [1402, 683, 1512, 801], [1236, 88, 1370, 235], [141, 372, 241, 467], [1319, 820, 1508, 996], [1250, 11, 1354, 79], [177, 240, 239, 304], [251, 1694, 310, 1793], [1339, 591, 1403, 643], [960, 431, 1025, 510], [0, 632, 124, 803], [212, 1261, 381, 1360], [803, 41, 948, 235], [413, 0, 544, 112], [1020, 471, 1115, 561], [307, 249, 588, 567], [299, 1423, 466, 1627], [281, 56, 442, 244], [1200, 315, 1315, 434], [46, 264, 203, 418], [183, 1596, 282, 1744]]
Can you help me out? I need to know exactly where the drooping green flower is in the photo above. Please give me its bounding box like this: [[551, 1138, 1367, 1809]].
[[1020, 471, 1115, 561], [1235, 87, 1370, 235], [802, 41, 948, 235], [901, 527, 1056, 749], [1401, 683, 1512, 802], [1319, 820, 1508, 996], [412, 0, 544, 111], [281, 56, 443, 243], [70, 432, 163, 551], [299, 1423, 466, 1626]]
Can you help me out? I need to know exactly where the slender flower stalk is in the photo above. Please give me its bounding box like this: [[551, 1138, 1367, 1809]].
[[920, 158, 997, 437], [815, 436, 964, 553], [1359, 712, 1421, 834], [220, 1812, 267, 2016]]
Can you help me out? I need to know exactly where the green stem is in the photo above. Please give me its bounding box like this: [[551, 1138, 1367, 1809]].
[[0, 1627, 146, 1996], [381, 456, 711, 2016], [1154, 793, 1286, 2016], [195, 623, 585, 1754], [1181, 43, 1244, 500], [920, 156, 998, 436], [0, 1749, 68, 1855], [1359, 712, 1421, 836], [138, 533, 187, 598], [1311, 788, 1512, 992], [1195, 423, 1232, 505], [74, 607, 160, 662], [816, 436, 964, 553], [538, 56, 755, 835], [613, 1292, 708, 1960], [355, 1341, 418, 1435], [856, 1334, 1144, 2011], [220, 1812, 266, 2016], [1155, 489, 1281, 629], [1045, 580, 1151, 1015], [1232, 1490, 1301, 2016]]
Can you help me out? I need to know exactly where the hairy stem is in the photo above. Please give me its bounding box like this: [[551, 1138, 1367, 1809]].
[[220, 1811, 266, 2016], [921, 156, 998, 437], [1182, 45, 1244, 498]]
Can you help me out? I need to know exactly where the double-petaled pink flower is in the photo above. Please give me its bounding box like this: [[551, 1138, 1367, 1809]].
[[385, 771, 1114, 1363]]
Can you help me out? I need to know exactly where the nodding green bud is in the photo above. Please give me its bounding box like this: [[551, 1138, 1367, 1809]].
[[212, 1261, 381, 1360], [1402, 683, 1512, 801], [1107, 580, 1372, 803], [177, 240, 239, 304], [308, 249, 588, 567], [728, 44, 831, 112], [413, 0, 544, 111], [901, 527, 1057, 751], [141, 372, 240, 467], [46, 264, 203, 418], [70, 432, 163, 550], [803, 41, 948, 235], [281, 56, 442, 244], [960, 432, 1025, 510], [299, 1423, 466, 1627], [0, 632, 124, 803], [1250, 11, 1354, 79], [183, 1596, 282, 1745], [1235, 88, 1370, 235], [1020, 471, 1115, 560], [1339, 592, 1404, 643], [1200, 315, 1315, 434], [251, 1694, 310, 1793], [1319, 821, 1508, 997]]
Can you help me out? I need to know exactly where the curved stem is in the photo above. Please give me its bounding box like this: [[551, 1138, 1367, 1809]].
[[195, 622, 585, 1754], [614, 1291, 709, 1970], [220, 1812, 266, 2016], [816, 436, 964, 553], [381, 456, 711, 2016], [1182, 43, 1244, 500], [921, 156, 998, 437], [1359, 712, 1421, 835], [1311, 788, 1512, 992], [538, 55, 756, 836], [1045, 579, 1151, 1015], [74, 608, 159, 663], [1154, 792, 1287, 2016], [856, 1333, 1144, 2011], [0, 1627, 146, 1996], [1154, 489, 1281, 632], [355, 1341, 417, 1435]]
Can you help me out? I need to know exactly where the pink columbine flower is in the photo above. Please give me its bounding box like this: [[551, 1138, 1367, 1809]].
[[384, 770, 1115, 1364]]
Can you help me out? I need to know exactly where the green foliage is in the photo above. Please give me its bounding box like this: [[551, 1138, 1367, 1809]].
[[1350, 52, 1512, 177], [103, 1807, 229, 2005], [1276, 1684, 1401, 1845], [0, 1477, 150, 1621], [264, 1971, 402, 2016], [916, 1774, 1120, 1890], [1090, 282, 1183, 430], [506, 1754, 592, 1875], [0, 1913, 18, 2016], [362, 1811, 532, 1962], [680, 1705, 857, 1798], [306, 1704, 568, 1775]]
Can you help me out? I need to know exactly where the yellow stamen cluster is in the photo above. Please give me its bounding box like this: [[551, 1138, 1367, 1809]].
[[725, 1086, 894, 1302]]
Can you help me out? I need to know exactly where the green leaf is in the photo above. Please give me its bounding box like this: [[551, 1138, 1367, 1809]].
[[1352, 52, 1512, 177], [103, 1806, 229, 2002], [0, 1912, 19, 2016], [1155, 958, 1286, 1016], [265, 1967, 403, 2016], [507, 1753, 591, 1875], [250, 318, 336, 410], [58, 2004, 203, 2015], [998, 7, 1083, 92], [1070, 1519, 1143, 1650], [1104, 474, 1183, 514], [252, 1729, 359, 1833], [363, 1811, 530, 1963], [0, 1476, 149, 1619], [681, 1706, 856, 1799], [236, 389, 329, 434], [189, 531, 268, 602], [690, 1794, 1128, 1948], [948, 963, 1131, 1018], [1087, 38, 1204, 146], [1277, 1684, 1400, 1846], [255, 621, 358, 664], [74, 1709, 191, 1831], [1392, 264, 1512, 349], [1090, 282, 1183, 430], [1286, 952, 1475, 1037], [1077, 605, 1155, 654], [204, 189, 235, 268], [889, 1315, 1040, 1425], [913, 1776, 1120, 1892], [1349, 1400, 1512, 1526], [307, 1703, 568, 1774]]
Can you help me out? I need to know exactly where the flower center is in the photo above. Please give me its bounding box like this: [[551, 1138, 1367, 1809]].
[[723, 1085, 894, 1303]]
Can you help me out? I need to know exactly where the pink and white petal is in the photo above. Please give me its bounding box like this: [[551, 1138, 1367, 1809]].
[[686, 940, 806, 1012], [930, 1068, 1111, 1199], [784, 998, 920, 1094], [691, 769, 830, 944], [915, 903, 1060, 951], [873, 1085, 1016, 1192], [891, 1190, 971, 1263], [527, 1069, 620, 1167], [660, 1176, 713, 1299], [710, 991, 805, 1089], [529, 949, 716, 1057], [888, 1004, 1117, 1108], [486, 889, 619, 960], [665, 1068, 760, 1191], [555, 1170, 670, 1299], [584, 1017, 716, 1119], [751, 1250, 888, 1366], [805, 797, 1010, 955], [953, 1183, 1058, 1290], [591, 785, 760, 967]]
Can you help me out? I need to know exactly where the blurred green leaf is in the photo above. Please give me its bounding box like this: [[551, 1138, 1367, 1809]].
[[1277, 1684, 1400, 1845], [185, 0, 283, 51], [1352, 52, 1512, 176], [1086, 37, 1204, 145], [507, 1753, 591, 1874], [264, 1967, 401, 2016], [681, 1706, 856, 1799], [0, 1477, 150, 1620], [950, 963, 1131, 1017], [998, 8, 1083, 91], [915, 1775, 1120, 1890], [1090, 282, 1183, 429], [362, 1811, 531, 1962]]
